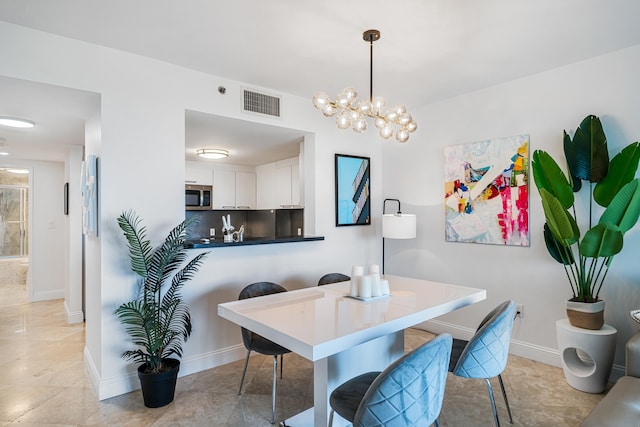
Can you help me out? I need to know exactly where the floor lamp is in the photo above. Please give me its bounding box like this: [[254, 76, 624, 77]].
[[382, 198, 417, 275]]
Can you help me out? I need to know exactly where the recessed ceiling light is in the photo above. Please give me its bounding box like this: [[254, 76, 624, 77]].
[[0, 116, 35, 128], [7, 168, 29, 174], [197, 148, 229, 160]]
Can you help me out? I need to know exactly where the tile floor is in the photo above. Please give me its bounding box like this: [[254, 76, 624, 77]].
[[1, 280, 604, 426]]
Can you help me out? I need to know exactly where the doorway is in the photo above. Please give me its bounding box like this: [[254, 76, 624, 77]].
[[0, 168, 29, 305]]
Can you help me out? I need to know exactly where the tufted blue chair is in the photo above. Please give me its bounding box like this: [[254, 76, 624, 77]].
[[449, 300, 516, 426], [328, 333, 453, 427], [237, 282, 291, 424]]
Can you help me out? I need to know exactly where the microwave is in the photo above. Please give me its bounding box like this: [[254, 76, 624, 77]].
[[185, 184, 212, 210]]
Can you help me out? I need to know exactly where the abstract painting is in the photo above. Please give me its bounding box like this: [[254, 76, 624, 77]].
[[335, 154, 370, 226], [81, 155, 98, 236], [444, 134, 529, 246]]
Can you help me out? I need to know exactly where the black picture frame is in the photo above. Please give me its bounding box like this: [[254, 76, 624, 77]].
[[64, 182, 69, 215], [335, 154, 371, 226]]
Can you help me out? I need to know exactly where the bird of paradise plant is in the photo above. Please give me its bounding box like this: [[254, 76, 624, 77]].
[[532, 115, 640, 303]]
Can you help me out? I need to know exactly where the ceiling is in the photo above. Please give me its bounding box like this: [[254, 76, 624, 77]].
[[1, 0, 640, 163], [184, 111, 304, 165]]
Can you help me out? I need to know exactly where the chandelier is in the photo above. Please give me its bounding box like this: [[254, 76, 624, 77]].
[[312, 29, 417, 143]]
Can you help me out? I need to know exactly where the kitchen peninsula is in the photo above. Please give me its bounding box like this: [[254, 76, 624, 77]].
[[184, 208, 324, 248]]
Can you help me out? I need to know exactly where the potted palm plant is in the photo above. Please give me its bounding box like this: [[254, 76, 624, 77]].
[[115, 210, 208, 407], [532, 114, 640, 329]]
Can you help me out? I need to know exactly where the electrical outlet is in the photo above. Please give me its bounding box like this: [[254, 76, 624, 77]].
[[209, 228, 215, 237], [516, 304, 524, 318]]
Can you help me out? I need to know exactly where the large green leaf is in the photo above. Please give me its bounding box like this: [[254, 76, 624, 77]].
[[117, 210, 152, 279], [563, 115, 609, 184], [579, 223, 623, 257], [532, 150, 574, 209], [594, 142, 640, 207], [540, 189, 579, 245], [599, 179, 640, 233], [564, 131, 583, 193], [543, 223, 575, 265]]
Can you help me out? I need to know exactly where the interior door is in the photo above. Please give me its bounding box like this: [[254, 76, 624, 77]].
[[0, 186, 28, 257]]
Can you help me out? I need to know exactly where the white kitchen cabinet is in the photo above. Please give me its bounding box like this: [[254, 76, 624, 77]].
[[235, 171, 256, 209], [256, 162, 277, 209], [213, 169, 256, 209], [185, 162, 213, 185], [257, 157, 301, 209], [276, 158, 301, 208]]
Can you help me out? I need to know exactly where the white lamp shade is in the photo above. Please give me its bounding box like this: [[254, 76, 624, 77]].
[[382, 214, 416, 239]]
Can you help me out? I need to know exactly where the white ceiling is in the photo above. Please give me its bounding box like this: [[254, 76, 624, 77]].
[[184, 111, 304, 165], [1, 0, 640, 163]]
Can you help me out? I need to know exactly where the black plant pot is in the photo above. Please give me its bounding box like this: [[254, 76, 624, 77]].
[[137, 358, 180, 408]]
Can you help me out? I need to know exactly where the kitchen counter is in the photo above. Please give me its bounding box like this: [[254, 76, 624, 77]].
[[184, 235, 324, 249]]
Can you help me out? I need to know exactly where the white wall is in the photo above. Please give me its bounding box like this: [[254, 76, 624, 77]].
[[0, 22, 382, 399], [31, 161, 66, 301], [64, 145, 84, 323], [383, 44, 640, 370]]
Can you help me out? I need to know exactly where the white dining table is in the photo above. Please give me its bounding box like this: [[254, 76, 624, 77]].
[[218, 274, 486, 426]]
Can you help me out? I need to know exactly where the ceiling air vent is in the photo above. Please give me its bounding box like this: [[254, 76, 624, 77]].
[[243, 89, 281, 118]]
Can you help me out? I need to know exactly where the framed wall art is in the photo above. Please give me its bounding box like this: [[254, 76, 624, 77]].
[[335, 154, 370, 226], [444, 134, 529, 246], [81, 155, 98, 236]]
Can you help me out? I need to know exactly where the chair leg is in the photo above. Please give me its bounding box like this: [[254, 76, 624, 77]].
[[328, 409, 334, 427], [238, 349, 251, 395], [484, 378, 501, 427], [498, 374, 513, 424], [280, 354, 284, 379], [271, 355, 278, 424]]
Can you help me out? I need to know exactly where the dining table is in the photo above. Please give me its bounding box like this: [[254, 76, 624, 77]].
[[217, 274, 486, 426]]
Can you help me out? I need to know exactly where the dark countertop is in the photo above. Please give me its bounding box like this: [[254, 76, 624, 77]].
[[184, 235, 324, 248]]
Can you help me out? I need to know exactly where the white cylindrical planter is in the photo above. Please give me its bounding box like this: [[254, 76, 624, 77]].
[[556, 319, 617, 393]]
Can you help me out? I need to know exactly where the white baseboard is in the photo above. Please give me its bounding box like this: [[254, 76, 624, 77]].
[[88, 343, 247, 401], [179, 343, 247, 377], [64, 300, 84, 324], [83, 346, 101, 397], [32, 289, 64, 301], [416, 319, 625, 382]]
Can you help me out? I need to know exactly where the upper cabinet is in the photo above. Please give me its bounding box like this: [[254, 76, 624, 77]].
[[276, 158, 300, 208], [256, 157, 301, 209], [185, 161, 213, 185], [213, 169, 256, 209], [256, 162, 277, 209]]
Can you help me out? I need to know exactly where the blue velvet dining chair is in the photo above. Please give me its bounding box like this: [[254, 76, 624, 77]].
[[328, 333, 453, 427], [449, 300, 516, 426], [237, 282, 291, 424]]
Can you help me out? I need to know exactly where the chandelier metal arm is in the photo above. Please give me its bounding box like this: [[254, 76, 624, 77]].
[[365, 30, 377, 102]]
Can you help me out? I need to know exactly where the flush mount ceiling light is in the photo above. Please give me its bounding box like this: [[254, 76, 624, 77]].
[[312, 29, 417, 143], [0, 116, 35, 128], [197, 148, 229, 160]]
